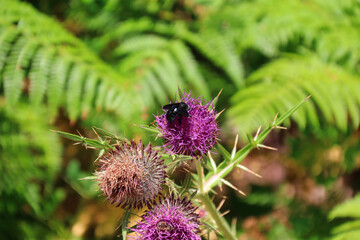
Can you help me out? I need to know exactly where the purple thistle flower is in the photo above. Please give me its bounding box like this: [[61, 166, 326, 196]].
[[132, 195, 201, 240], [155, 92, 219, 157], [96, 141, 166, 209]]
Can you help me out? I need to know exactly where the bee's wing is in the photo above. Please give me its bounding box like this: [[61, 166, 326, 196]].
[[163, 103, 178, 109]]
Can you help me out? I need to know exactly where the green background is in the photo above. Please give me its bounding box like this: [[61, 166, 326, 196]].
[[1, 0, 360, 239]]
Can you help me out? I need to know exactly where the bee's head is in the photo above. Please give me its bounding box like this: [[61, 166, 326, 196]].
[[179, 102, 190, 111]]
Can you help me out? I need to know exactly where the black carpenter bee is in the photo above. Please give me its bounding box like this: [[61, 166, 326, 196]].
[[163, 102, 190, 124]]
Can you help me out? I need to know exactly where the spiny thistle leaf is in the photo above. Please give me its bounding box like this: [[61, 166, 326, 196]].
[[203, 96, 309, 192], [54, 130, 113, 150]]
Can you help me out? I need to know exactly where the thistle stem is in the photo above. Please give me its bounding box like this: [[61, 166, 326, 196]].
[[122, 207, 131, 240], [195, 159, 204, 193], [195, 161, 237, 240]]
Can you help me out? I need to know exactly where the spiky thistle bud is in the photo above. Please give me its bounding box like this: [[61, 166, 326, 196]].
[[155, 92, 219, 157], [132, 195, 201, 240], [96, 141, 166, 209]]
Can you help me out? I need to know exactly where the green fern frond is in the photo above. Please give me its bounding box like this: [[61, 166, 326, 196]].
[[29, 48, 56, 106], [329, 194, 360, 240], [0, 102, 62, 214], [179, 29, 244, 87], [169, 40, 209, 96], [329, 194, 360, 220], [99, 18, 244, 88], [0, 27, 20, 86], [3, 36, 28, 106], [0, 101, 64, 238], [81, 73, 99, 118], [47, 57, 71, 116], [115, 35, 168, 54], [227, 55, 360, 136], [0, 0, 135, 122], [66, 64, 86, 120], [115, 34, 210, 105], [205, 0, 360, 70]]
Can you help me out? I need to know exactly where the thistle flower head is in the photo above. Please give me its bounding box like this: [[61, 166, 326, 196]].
[[96, 141, 166, 209], [156, 92, 219, 157], [132, 195, 201, 240]]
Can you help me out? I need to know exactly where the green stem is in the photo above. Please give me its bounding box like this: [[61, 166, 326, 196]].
[[122, 208, 131, 240], [195, 161, 237, 240], [195, 159, 204, 193]]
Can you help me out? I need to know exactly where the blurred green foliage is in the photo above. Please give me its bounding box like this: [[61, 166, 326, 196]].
[[0, 0, 360, 239], [0, 103, 65, 239]]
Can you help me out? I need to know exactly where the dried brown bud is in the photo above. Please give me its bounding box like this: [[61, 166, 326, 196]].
[[96, 141, 166, 209]]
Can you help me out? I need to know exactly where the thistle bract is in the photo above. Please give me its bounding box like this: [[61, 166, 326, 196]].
[[132, 195, 201, 240], [156, 92, 219, 157], [96, 141, 166, 209]]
